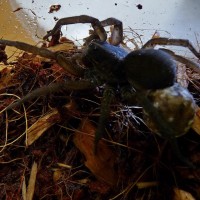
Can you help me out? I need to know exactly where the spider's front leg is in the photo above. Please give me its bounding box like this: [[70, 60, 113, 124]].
[[43, 15, 123, 46], [100, 17, 123, 45], [43, 15, 107, 42], [0, 39, 84, 76], [3, 80, 95, 111]]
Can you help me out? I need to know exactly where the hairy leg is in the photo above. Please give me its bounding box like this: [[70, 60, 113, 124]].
[[100, 17, 123, 45], [43, 15, 107, 42], [4, 80, 95, 111], [142, 37, 200, 59], [160, 48, 200, 74], [0, 39, 84, 76], [94, 86, 115, 153]]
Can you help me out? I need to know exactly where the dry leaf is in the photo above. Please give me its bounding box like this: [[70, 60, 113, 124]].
[[26, 100, 77, 145], [136, 181, 158, 189], [73, 118, 119, 186], [26, 162, 38, 200], [173, 188, 195, 200], [22, 176, 27, 200], [53, 169, 62, 182], [192, 106, 200, 135], [0, 65, 13, 89], [47, 42, 76, 52], [27, 109, 60, 146]]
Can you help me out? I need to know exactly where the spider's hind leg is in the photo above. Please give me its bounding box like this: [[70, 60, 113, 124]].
[[142, 37, 200, 76], [160, 48, 200, 75], [142, 37, 200, 59]]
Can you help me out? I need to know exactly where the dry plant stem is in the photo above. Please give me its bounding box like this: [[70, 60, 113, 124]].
[[142, 37, 200, 59], [26, 161, 37, 200]]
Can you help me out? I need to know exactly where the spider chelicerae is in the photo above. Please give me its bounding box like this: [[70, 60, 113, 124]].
[[0, 15, 199, 167]]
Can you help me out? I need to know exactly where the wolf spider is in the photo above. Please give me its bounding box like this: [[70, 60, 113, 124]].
[[0, 15, 199, 166]]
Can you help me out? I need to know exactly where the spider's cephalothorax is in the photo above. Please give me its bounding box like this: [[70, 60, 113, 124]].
[[0, 15, 198, 161]]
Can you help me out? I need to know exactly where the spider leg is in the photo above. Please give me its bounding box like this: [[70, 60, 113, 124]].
[[0, 39, 84, 76], [4, 80, 95, 111], [100, 18, 123, 45], [0, 39, 56, 59], [43, 15, 107, 42], [94, 86, 114, 153], [160, 48, 200, 74], [142, 37, 200, 59]]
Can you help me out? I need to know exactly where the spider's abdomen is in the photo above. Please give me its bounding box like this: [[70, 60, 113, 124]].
[[124, 49, 177, 90]]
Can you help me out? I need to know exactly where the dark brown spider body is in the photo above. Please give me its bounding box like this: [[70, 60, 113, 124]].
[[0, 15, 198, 167], [82, 40, 177, 89], [124, 48, 177, 90]]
